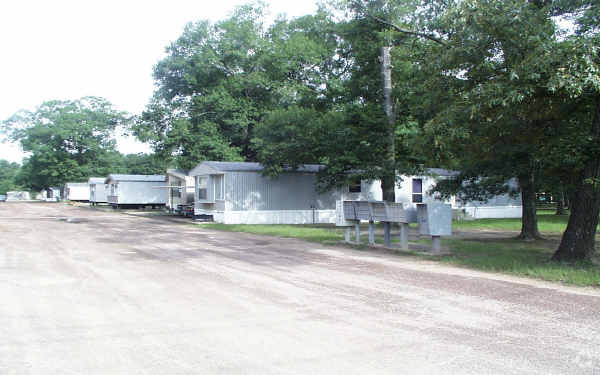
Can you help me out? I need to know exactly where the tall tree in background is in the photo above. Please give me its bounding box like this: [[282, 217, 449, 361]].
[[255, 1, 426, 197], [133, 4, 338, 168], [1, 97, 130, 190], [0, 160, 21, 194]]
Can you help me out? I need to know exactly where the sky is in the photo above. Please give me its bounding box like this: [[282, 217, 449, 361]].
[[0, 0, 318, 163]]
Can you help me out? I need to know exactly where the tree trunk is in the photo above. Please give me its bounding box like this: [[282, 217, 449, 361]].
[[552, 99, 600, 261], [517, 172, 542, 240], [555, 189, 565, 215], [380, 46, 396, 202]]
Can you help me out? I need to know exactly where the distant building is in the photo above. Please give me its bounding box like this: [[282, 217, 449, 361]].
[[64, 182, 89, 201], [6, 191, 31, 201], [88, 177, 108, 205], [165, 169, 195, 214], [105, 174, 167, 208]]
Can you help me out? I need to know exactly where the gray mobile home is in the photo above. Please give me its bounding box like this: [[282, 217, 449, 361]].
[[105, 174, 167, 208], [189, 161, 345, 224], [88, 177, 108, 205], [65, 182, 90, 201], [165, 169, 195, 214]]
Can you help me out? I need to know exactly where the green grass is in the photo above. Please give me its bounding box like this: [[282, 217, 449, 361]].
[[439, 238, 600, 287], [202, 223, 346, 245], [452, 210, 574, 234], [201, 212, 600, 287]]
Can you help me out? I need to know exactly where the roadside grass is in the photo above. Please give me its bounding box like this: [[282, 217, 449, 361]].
[[452, 210, 572, 234], [439, 238, 600, 287], [201, 212, 600, 287], [202, 223, 345, 244]]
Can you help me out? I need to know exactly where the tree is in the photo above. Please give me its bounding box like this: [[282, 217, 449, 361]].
[[548, 33, 600, 260], [2, 97, 130, 190], [120, 153, 169, 175], [0, 160, 20, 194], [400, 0, 599, 255], [134, 4, 329, 169], [255, 1, 426, 197]]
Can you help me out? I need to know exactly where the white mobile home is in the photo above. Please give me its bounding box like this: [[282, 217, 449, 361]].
[[165, 169, 195, 213], [6, 191, 31, 201], [45, 187, 61, 202], [396, 169, 522, 219], [65, 182, 90, 201], [88, 177, 108, 205], [189, 161, 347, 224], [105, 174, 167, 208]]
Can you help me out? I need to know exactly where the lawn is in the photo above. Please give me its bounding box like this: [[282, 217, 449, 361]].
[[202, 223, 346, 244], [441, 238, 600, 287], [201, 212, 600, 287], [452, 209, 572, 234]]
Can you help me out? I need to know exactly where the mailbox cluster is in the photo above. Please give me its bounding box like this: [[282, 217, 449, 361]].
[[336, 200, 453, 253], [336, 200, 410, 249]]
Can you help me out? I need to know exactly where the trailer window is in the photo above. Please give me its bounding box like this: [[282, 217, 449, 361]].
[[412, 178, 423, 203], [213, 175, 224, 200], [197, 176, 208, 200], [348, 177, 361, 193]]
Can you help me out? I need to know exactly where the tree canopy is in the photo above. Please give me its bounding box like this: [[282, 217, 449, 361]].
[[2, 97, 131, 190]]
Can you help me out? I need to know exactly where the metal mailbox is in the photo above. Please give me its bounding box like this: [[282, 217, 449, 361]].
[[342, 200, 372, 221], [385, 202, 406, 223], [336, 200, 354, 226], [417, 203, 452, 236], [340, 200, 407, 223], [370, 201, 388, 221]]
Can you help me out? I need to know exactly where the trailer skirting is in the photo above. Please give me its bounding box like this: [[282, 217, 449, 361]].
[[199, 209, 337, 224]]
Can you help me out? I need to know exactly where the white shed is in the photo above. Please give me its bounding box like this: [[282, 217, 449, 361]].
[[189, 161, 347, 224], [88, 177, 108, 205], [65, 182, 90, 201], [105, 174, 167, 208], [165, 169, 195, 213]]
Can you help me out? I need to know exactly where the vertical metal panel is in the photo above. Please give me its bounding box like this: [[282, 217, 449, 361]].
[[227, 171, 340, 211], [213, 175, 224, 200]]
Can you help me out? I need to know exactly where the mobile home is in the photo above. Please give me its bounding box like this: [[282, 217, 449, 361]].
[[396, 169, 522, 219], [105, 174, 167, 208], [189, 161, 347, 224], [65, 182, 90, 201], [88, 177, 108, 205], [165, 169, 195, 214], [45, 187, 61, 202], [6, 191, 31, 201]]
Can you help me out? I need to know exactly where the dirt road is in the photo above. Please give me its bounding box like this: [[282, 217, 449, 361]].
[[1, 202, 599, 374]]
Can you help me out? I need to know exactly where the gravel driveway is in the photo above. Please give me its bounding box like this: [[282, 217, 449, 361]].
[[1, 202, 599, 374]]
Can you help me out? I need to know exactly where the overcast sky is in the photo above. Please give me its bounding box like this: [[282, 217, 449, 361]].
[[0, 0, 318, 163]]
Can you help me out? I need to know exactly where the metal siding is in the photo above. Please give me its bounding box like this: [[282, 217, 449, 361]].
[[213, 175, 224, 200], [117, 181, 167, 204], [228, 172, 339, 211], [90, 183, 108, 203]]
